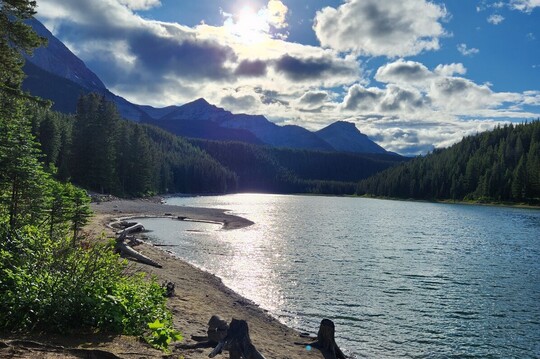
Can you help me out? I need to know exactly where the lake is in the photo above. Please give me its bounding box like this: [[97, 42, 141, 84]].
[[138, 194, 540, 358]]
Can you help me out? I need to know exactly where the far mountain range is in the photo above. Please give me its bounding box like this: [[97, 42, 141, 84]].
[[22, 18, 391, 155]]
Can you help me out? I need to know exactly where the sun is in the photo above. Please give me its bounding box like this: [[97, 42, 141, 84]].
[[229, 6, 270, 43]]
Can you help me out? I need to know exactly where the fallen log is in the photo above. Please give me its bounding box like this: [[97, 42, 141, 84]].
[[295, 319, 347, 359], [115, 232, 162, 268], [209, 319, 266, 359], [116, 240, 162, 268], [115, 223, 144, 235]]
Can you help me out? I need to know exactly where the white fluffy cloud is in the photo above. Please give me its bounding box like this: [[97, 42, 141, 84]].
[[340, 59, 539, 154], [375, 60, 433, 84], [457, 43, 480, 56], [349, 59, 528, 116], [266, 0, 288, 29], [487, 14, 505, 24], [434, 63, 467, 77], [511, 0, 540, 12], [35, 0, 362, 109], [117, 0, 160, 10], [313, 0, 448, 57]]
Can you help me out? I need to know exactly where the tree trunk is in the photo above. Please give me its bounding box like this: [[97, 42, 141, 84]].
[[295, 319, 347, 359], [209, 319, 266, 359], [178, 315, 229, 350]]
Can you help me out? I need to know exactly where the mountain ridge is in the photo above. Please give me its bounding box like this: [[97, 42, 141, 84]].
[[22, 18, 393, 155]]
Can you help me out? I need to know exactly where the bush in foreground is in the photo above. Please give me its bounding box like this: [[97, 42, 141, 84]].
[[0, 221, 172, 338]]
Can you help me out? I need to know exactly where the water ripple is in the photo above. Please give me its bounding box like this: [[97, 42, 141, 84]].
[[141, 194, 540, 358]]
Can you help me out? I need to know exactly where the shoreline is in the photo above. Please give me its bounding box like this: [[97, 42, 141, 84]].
[[356, 194, 540, 210], [89, 199, 322, 358]]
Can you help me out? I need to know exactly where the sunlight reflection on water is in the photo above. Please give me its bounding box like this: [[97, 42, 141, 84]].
[[138, 194, 540, 358]]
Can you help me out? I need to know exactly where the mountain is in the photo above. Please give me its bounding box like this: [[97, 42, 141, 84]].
[[316, 121, 387, 154], [22, 18, 391, 155], [23, 18, 151, 121], [147, 98, 334, 151], [26, 18, 105, 92]]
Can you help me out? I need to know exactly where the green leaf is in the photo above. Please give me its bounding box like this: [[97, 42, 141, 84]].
[[147, 319, 163, 330]]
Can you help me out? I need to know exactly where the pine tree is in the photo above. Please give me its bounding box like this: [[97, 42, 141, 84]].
[[0, 0, 48, 228], [71, 94, 119, 193]]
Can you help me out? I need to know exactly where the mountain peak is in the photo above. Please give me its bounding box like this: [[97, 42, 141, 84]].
[[160, 97, 230, 121], [190, 98, 210, 106], [316, 121, 387, 154], [327, 121, 358, 130]]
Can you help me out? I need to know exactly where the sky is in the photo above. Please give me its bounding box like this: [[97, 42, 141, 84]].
[[35, 0, 540, 156]]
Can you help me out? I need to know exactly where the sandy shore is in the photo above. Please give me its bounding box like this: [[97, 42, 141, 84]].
[[89, 199, 323, 358]]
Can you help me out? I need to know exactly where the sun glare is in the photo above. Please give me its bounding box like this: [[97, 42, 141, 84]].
[[228, 5, 269, 43]]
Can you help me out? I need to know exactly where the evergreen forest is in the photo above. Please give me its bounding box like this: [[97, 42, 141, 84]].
[[357, 121, 540, 204], [0, 0, 178, 346], [29, 95, 406, 197]]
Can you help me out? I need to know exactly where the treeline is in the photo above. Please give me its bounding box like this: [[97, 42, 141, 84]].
[[1, 1, 174, 342], [189, 139, 406, 194], [29, 93, 238, 196], [358, 121, 540, 203], [30, 95, 405, 197]]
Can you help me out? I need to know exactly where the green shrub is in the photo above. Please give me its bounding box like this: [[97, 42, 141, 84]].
[[0, 220, 173, 337], [145, 319, 183, 352]]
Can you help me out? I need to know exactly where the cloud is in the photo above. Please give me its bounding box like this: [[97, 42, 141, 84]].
[[117, 0, 160, 10], [346, 59, 528, 117], [313, 0, 448, 57], [342, 84, 428, 114], [487, 14, 505, 24], [429, 77, 497, 111], [274, 54, 358, 81], [342, 85, 384, 112], [299, 91, 329, 106], [35, 0, 362, 106], [295, 91, 335, 112], [375, 59, 433, 84], [457, 43, 480, 56], [128, 32, 236, 80], [434, 63, 467, 77], [220, 94, 260, 111], [234, 60, 268, 77], [511, 0, 540, 13], [357, 117, 503, 156], [266, 0, 288, 29]]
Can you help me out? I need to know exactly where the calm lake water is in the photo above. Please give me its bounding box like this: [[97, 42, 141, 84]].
[[138, 194, 540, 358]]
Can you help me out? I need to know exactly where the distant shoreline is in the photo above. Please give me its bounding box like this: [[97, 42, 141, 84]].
[[357, 194, 540, 210], [161, 192, 540, 210]]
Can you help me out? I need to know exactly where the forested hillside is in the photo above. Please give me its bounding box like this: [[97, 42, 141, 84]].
[[357, 121, 540, 204], [29, 94, 238, 196], [190, 139, 406, 194], [29, 94, 405, 196]]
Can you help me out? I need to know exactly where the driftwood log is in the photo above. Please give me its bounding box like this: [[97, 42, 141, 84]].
[[177, 315, 229, 350], [296, 319, 347, 359], [209, 319, 266, 359], [115, 227, 162, 268], [115, 222, 144, 235]]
